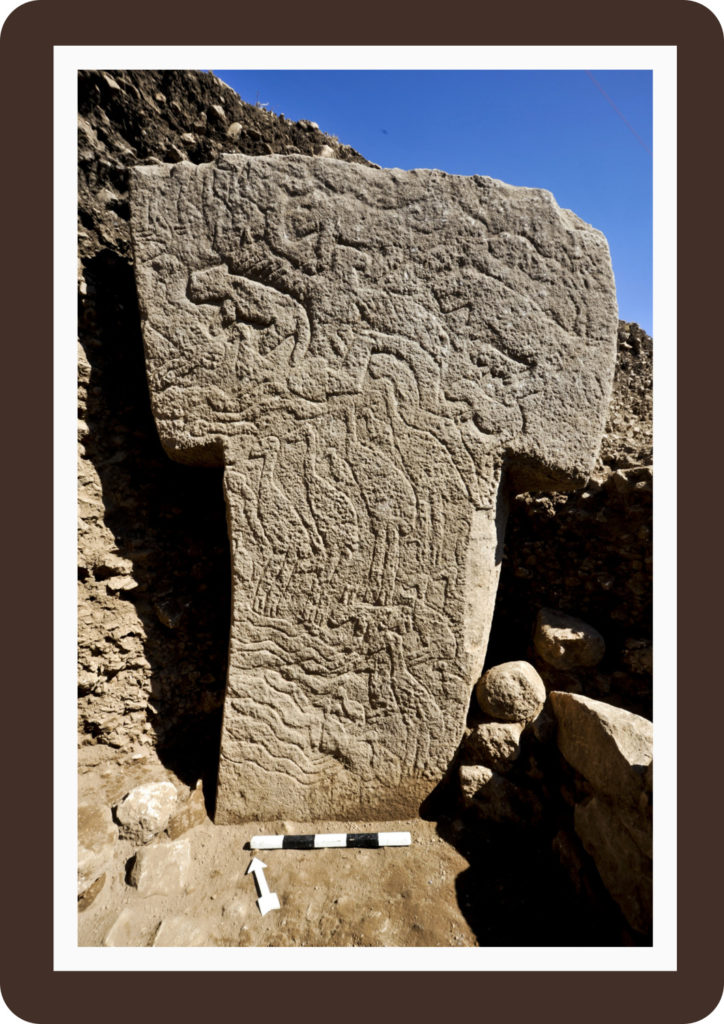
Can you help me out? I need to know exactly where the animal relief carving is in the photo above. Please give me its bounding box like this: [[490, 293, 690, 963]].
[[130, 155, 617, 821]]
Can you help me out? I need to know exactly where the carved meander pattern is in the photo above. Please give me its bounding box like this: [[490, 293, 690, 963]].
[[130, 155, 617, 819]]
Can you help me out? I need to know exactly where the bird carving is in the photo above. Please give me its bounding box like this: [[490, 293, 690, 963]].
[[342, 398, 416, 605], [289, 424, 360, 623], [248, 433, 320, 616]]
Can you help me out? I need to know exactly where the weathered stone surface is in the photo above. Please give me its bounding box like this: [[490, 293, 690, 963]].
[[466, 721, 523, 772], [534, 608, 605, 669], [475, 660, 546, 723], [78, 802, 118, 893], [550, 691, 652, 933], [153, 916, 215, 946], [575, 796, 652, 934], [131, 154, 617, 821], [459, 764, 540, 824], [102, 906, 157, 947], [78, 872, 106, 912], [166, 780, 208, 839], [549, 691, 652, 808], [78, 70, 374, 783], [77, 70, 649, 793], [114, 780, 178, 843], [128, 837, 192, 896]]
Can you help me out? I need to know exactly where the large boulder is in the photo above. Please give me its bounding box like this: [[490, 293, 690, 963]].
[[549, 691, 652, 933], [574, 796, 652, 934], [549, 691, 652, 808], [102, 906, 158, 947]]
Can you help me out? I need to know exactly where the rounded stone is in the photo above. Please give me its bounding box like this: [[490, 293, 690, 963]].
[[475, 660, 546, 723], [114, 780, 178, 844], [466, 721, 523, 772], [534, 608, 605, 669]]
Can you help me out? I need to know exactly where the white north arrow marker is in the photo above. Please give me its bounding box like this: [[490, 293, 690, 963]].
[[246, 857, 280, 916]]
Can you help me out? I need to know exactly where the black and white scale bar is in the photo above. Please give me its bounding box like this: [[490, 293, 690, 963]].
[[250, 832, 411, 850]]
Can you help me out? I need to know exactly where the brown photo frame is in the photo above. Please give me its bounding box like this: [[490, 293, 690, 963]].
[[1, 1, 722, 1021]]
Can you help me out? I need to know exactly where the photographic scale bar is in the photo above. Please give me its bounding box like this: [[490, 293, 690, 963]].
[[249, 831, 412, 850]]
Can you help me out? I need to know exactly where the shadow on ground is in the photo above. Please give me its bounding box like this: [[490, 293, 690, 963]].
[[421, 773, 645, 947]]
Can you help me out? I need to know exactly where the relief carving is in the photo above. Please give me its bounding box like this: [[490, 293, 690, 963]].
[[130, 155, 617, 821]]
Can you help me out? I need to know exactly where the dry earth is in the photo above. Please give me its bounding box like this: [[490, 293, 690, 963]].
[[79, 750, 474, 948], [79, 747, 631, 948]]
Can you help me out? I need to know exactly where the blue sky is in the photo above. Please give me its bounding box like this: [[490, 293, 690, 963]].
[[214, 70, 652, 334]]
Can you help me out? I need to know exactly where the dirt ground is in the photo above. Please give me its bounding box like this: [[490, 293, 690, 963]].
[[78, 747, 630, 948], [79, 754, 473, 947]]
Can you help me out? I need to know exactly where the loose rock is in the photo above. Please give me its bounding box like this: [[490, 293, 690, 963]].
[[105, 575, 139, 592], [575, 795, 651, 934], [549, 691, 652, 808], [534, 608, 605, 669], [114, 780, 178, 844], [465, 721, 523, 772], [78, 802, 117, 894], [153, 916, 215, 946], [550, 691, 652, 933], [475, 661, 546, 723], [103, 906, 157, 947], [166, 781, 208, 839], [207, 103, 226, 124], [459, 764, 540, 823], [128, 837, 191, 896], [78, 872, 106, 912]]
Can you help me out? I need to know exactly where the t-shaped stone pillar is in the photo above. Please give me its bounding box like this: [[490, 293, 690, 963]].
[[130, 155, 617, 822]]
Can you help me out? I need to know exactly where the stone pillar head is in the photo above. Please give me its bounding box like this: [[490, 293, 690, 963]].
[[131, 154, 617, 822]]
